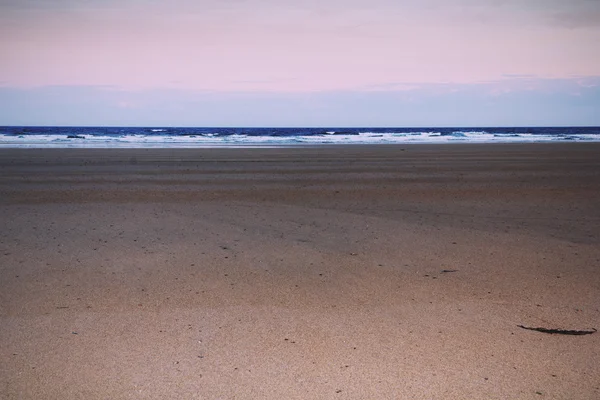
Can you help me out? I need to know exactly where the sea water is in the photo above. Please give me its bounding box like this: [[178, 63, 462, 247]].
[[1, 126, 599, 148]]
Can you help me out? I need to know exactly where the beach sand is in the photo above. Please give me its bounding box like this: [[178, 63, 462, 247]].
[[1, 144, 599, 399]]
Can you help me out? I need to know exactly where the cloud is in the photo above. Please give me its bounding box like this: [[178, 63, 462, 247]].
[[0, 0, 118, 11], [116, 100, 138, 109], [551, 11, 600, 28], [1, 77, 598, 127], [2, 0, 599, 93], [362, 82, 423, 92]]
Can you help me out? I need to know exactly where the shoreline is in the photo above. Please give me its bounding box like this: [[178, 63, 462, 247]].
[[2, 126, 599, 148]]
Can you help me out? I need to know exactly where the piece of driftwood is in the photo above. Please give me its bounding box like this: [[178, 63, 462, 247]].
[[517, 325, 597, 335]]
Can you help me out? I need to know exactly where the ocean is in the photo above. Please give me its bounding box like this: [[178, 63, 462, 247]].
[[1, 126, 599, 148]]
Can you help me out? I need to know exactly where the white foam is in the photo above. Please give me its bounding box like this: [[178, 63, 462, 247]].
[[1, 131, 599, 148]]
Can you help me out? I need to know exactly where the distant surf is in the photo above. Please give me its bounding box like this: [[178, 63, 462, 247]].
[[1, 126, 599, 148]]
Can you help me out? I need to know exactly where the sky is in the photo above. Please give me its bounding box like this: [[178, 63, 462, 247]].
[[1, 0, 599, 126]]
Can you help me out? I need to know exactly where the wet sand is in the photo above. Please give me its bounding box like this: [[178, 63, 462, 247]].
[[1, 144, 599, 399]]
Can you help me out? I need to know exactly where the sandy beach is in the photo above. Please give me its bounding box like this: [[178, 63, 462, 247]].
[[1, 144, 599, 399]]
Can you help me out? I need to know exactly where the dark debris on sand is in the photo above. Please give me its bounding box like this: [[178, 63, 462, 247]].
[[517, 325, 597, 335]]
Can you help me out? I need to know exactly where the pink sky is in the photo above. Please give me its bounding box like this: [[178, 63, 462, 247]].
[[2, 0, 599, 92]]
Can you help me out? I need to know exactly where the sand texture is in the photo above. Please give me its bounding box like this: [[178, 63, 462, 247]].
[[1, 144, 599, 399]]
